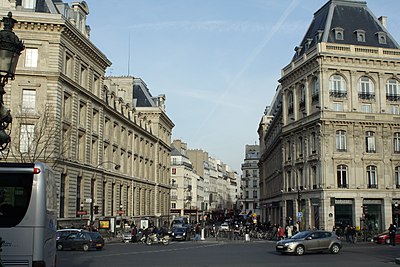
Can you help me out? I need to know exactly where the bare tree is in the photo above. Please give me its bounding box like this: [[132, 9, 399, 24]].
[[6, 104, 68, 169]]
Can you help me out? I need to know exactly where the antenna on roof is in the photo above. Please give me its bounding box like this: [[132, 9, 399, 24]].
[[127, 31, 131, 76]]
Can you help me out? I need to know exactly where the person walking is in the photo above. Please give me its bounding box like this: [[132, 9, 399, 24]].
[[194, 224, 201, 241], [278, 225, 284, 240], [286, 225, 293, 239], [389, 223, 397, 246]]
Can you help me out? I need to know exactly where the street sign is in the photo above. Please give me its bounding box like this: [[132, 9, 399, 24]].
[[77, 210, 87, 215], [298, 212, 303, 218]]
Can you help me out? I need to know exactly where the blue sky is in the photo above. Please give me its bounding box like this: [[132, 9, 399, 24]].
[[75, 0, 400, 171]]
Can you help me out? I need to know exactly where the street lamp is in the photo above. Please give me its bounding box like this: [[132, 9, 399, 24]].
[[90, 161, 121, 226], [0, 12, 24, 151]]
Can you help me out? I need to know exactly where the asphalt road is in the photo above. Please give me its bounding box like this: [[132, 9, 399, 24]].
[[57, 240, 400, 267]]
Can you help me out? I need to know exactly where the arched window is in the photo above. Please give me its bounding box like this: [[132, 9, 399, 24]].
[[337, 165, 348, 188], [358, 76, 375, 99], [329, 74, 346, 97], [335, 130, 347, 152], [367, 165, 377, 188], [386, 79, 400, 101]]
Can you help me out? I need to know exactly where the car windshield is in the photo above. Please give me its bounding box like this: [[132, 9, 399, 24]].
[[290, 231, 310, 239]]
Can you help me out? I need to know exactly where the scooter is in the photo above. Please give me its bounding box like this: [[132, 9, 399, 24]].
[[145, 233, 169, 246]]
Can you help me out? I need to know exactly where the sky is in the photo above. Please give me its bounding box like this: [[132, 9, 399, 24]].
[[71, 0, 400, 171]]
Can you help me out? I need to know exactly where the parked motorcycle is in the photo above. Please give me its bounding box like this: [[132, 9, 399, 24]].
[[145, 233, 169, 245]]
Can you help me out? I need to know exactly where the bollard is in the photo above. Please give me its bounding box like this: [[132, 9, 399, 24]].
[[245, 233, 250, 242], [201, 228, 205, 240]]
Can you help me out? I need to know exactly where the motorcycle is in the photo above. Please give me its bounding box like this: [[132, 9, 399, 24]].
[[145, 233, 169, 246]]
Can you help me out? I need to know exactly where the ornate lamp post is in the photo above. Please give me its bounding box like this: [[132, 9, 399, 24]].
[[0, 12, 24, 152]]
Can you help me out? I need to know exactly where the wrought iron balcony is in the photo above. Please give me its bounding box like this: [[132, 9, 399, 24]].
[[358, 92, 375, 100], [329, 91, 347, 98]]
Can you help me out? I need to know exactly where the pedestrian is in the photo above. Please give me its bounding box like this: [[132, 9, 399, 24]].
[[278, 225, 284, 240], [233, 225, 240, 240], [389, 223, 397, 246], [286, 225, 292, 239], [194, 224, 201, 241], [131, 224, 137, 243]]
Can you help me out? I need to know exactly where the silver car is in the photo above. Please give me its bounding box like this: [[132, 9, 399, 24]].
[[276, 230, 342, 255]]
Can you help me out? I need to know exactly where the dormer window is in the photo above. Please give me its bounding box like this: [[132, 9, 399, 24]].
[[376, 32, 387, 44], [294, 46, 303, 56], [333, 27, 344, 40], [305, 38, 313, 50], [354, 30, 366, 42]]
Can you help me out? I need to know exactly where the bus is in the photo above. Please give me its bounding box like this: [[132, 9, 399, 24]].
[[0, 162, 57, 267]]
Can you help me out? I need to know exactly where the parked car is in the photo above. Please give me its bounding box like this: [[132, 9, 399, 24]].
[[122, 230, 133, 243], [220, 222, 230, 231], [276, 230, 342, 256], [373, 230, 400, 244], [171, 227, 190, 241], [56, 231, 105, 251], [56, 229, 83, 241]]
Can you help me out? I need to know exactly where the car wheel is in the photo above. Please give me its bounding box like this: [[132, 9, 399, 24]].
[[162, 239, 169, 245], [146, 238, 152, 246], [56, 243, 63, 251], [295, 245, 305, 256], [385, 238, 390, 245], [83, 244, 90, 251], [330, 243, 341, 254]]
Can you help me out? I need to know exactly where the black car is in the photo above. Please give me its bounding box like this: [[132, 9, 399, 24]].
[[56, 231, 105, 251], [171, 227, 190, 241]]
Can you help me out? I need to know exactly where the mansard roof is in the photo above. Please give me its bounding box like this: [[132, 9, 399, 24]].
[[133, 83, 156, 108], [293, 0, 400, 61]]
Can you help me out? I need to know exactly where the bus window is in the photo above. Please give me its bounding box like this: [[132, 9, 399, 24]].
[[0, 173, 33, 227]]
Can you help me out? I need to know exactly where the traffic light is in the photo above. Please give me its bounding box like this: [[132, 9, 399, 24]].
[[94, 205, 99, 214], [0, 105, 12, 151]]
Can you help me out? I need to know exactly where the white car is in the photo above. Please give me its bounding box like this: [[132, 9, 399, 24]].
[[220, 223, 230, 231]]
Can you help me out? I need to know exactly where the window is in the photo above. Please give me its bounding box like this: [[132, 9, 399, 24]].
[[80, 64, 88, 88], [63, 93, 72, 120], [333, 102, 344, 111], [361, 104, 372, 113], [22, 89, 36, 113], [24, 48, 38, 68], [288, 92, 294, 114], [395, 167, 400, 189], [252, 190, 257, 199], [394, 133, 400, 153], [367, 165, 377, 188], [355, 30, 366, 42], [358, 76, 375, 99], [312, 77, 319, 102], [287, 140, 292, 160], [337, 165, 348, 188], [22, 0, 36, 9], [329, 75, 346, 97], [92, 109, 99, 133], [298, 136, 303, 157], [377, 32, 387, 44], [366, 131, 376, 153], [310, 132, 317, 153], [19, 124, 35, 153], [333, 27, 344, 40], [64, 52, 73, 78], [391, 105, 400, 115], [299, 85, 306, 108], [336, 130, 347, 152], [78, 102, 86, 127], [386, 79, 400, 101]]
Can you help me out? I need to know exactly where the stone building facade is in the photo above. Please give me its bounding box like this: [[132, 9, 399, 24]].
[[259, 0, 400, 233], [1, 0, 173, 229]]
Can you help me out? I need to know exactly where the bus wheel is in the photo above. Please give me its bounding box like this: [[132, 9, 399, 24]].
[[56, 244, 63, 251], [83, 244, 90, 251]]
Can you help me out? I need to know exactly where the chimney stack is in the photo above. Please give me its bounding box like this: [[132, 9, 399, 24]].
[[378, 16, 387, 28]]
